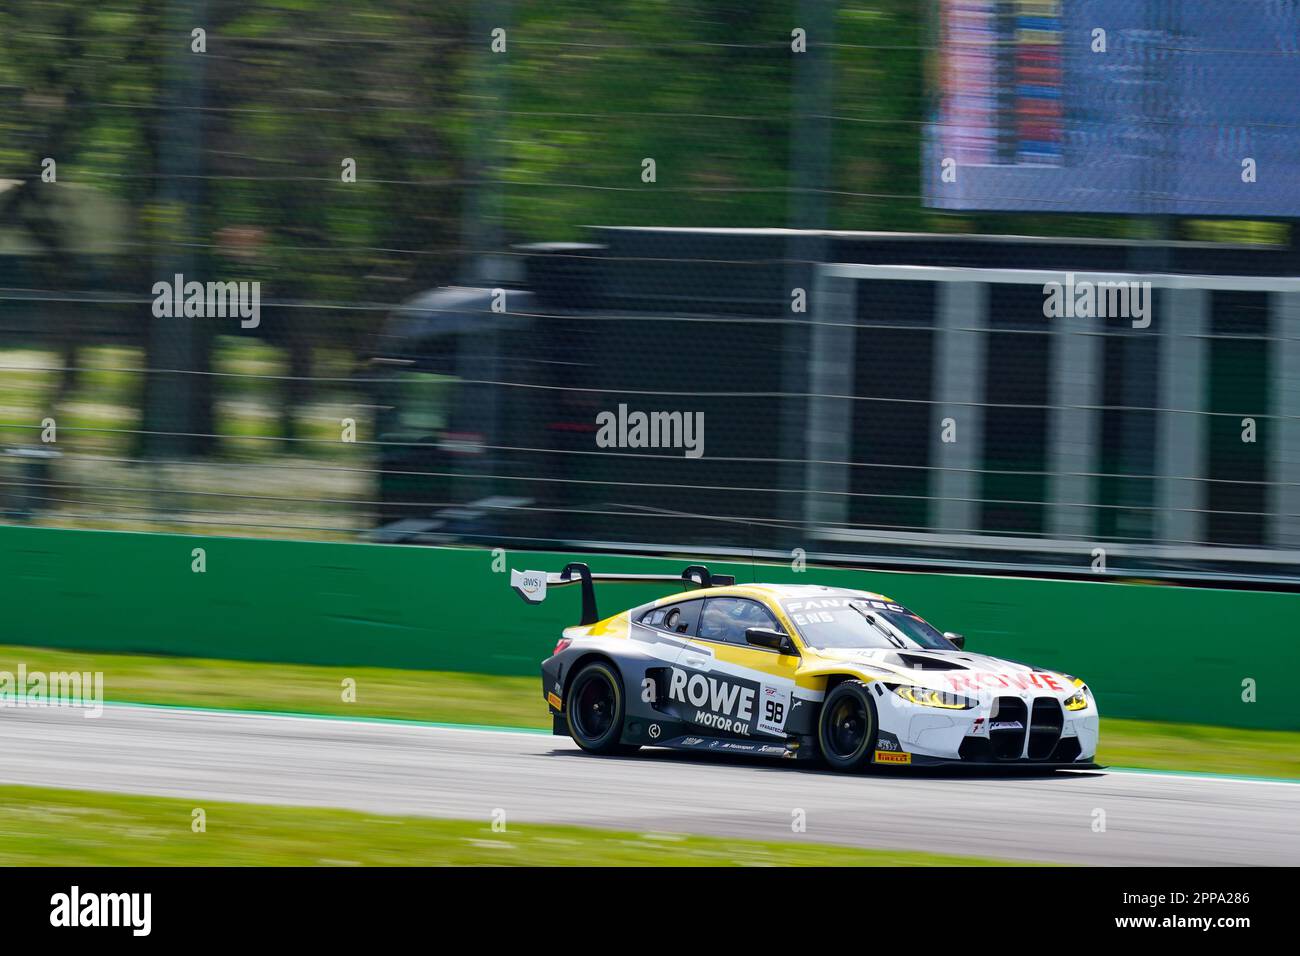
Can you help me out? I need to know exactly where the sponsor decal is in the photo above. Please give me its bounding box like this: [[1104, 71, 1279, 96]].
[[943, 671, 1065, 693], [874, 750, 912, 765], [875, 738, 898, 751], [786, 597, 908, 628], [786, 598, 906, 613], [756, 683, 791, 737], [511, 569, 547, 603], [713, 741, 762, 753], [667, 666, 755, 735], [693, 709, 747, 733], [546, 692, 563, 711], [648, 723, 661, 739], [991, 720, 1023, 731]]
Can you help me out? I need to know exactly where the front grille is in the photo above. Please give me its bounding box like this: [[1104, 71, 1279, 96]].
[[1051, 737, 1082, 763], [1028, 697, 1064, 760], [958, 736, 993, 762], [989, 697, 1028, 759]]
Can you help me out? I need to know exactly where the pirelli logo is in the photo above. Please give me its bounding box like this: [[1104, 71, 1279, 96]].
[[874, 750, 911, 765], [547, 692, 563, 711]]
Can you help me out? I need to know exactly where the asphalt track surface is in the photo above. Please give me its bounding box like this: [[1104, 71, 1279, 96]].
[[2, 703, 1297, 865]]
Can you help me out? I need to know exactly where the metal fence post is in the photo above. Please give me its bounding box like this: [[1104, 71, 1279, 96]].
[[1155, 288, 1208, 546], [931, 280, 987, 534], [804, 267, 856, 531], [1272, 291, 1300, 549], [1047, 318, 1102, 540]]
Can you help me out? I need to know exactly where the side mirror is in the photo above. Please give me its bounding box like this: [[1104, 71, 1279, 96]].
[[745, 627, 797, 655], [944, 631, 965, 650]]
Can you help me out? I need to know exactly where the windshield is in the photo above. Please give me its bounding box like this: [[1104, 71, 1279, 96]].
[[782, 596, 955, 651]]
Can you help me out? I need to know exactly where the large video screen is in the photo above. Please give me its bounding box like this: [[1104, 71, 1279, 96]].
[[924, 0, 1300, 215]]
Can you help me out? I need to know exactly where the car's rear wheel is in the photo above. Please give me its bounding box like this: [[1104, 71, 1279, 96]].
[[817, 680, 878, 772], [565, 661, 636, 755]]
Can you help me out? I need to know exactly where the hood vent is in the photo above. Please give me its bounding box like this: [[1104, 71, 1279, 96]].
[[894, 653, 968, 671]]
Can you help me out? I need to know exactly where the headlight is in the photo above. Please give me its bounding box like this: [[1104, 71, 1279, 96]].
[[1064, 686, 1090, 711], [893, 685, 976, 710]]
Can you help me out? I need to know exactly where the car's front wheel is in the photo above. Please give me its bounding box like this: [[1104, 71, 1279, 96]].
[[817, 680, 878, 772], [565, 661, 636, 755]]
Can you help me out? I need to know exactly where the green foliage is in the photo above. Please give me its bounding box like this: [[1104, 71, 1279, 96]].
[[0, 1, 1146, 317]]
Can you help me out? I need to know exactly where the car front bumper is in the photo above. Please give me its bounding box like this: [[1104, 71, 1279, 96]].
[[873, 687, 1099, 767]]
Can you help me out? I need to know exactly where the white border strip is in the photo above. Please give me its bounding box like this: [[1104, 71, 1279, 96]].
[[821, 262, 1300, 293]]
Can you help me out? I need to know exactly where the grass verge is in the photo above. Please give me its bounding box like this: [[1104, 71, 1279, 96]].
[[0, 784, 1014, 866], [2, 643, 1297, 780], [0, 643, 544, 729]]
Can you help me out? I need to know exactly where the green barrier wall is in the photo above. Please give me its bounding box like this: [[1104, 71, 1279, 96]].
[[1, 525, 1294, 729]]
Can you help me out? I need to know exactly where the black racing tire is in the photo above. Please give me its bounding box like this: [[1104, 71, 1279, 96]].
[[816, 680, 879, 772], [565, 661, 636, 755]]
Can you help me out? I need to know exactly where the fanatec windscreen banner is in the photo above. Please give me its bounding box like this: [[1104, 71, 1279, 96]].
[[924, 0, 1300, 215]]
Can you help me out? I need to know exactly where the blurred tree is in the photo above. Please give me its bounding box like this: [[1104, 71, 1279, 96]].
[[202, 0, 473, 442], [0, 3, 115, 407], [0, 0, 1141, 460]]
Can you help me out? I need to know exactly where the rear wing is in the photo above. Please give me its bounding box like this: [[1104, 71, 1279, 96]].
[[510, 562, 735, 626]]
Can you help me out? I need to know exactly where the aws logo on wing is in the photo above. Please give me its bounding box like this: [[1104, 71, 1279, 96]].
[[510, 569, 548, 603]]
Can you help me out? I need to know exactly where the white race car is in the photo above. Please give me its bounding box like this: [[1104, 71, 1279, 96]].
[[523, 564, 1100, 771]]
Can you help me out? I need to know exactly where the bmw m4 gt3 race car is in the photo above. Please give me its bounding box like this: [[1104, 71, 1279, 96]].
[[512, 563, 1099, 771]]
